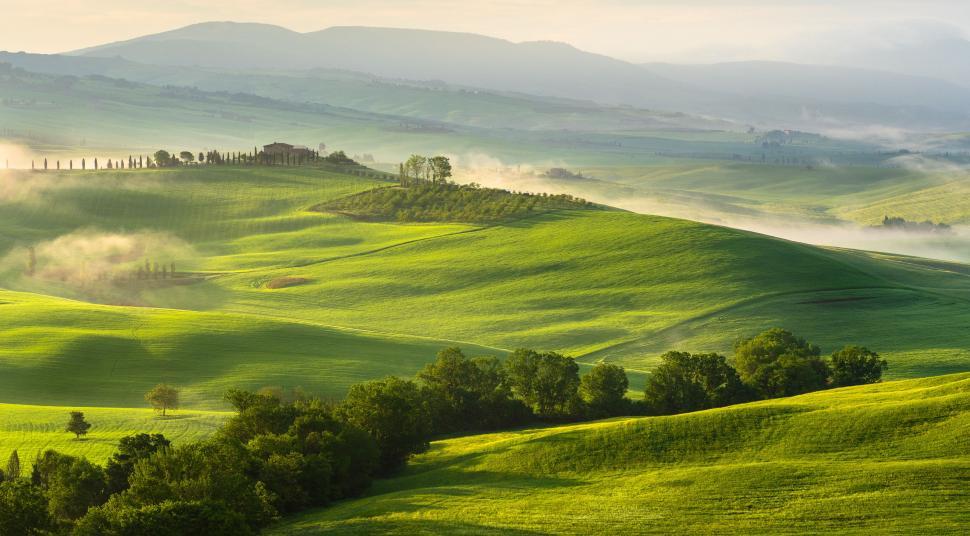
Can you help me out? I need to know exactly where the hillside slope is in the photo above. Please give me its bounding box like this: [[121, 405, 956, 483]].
[[272, 373, 970, 534], [0, 166, 968, 413]]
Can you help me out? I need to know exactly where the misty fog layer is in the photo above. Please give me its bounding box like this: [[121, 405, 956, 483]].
[[454, 160, 970, 264]]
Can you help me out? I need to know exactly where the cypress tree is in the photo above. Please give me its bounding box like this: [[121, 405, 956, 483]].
[[6, 450, 20, 480], [44, 158, 47, 170]]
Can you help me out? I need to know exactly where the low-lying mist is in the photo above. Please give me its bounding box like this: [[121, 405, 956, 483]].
[[453, 158, 970, 264], [0, 229, 200, 305]]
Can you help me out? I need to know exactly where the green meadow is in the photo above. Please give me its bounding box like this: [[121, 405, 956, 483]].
[[272, 372, 970, 534], [1, 165, 968, 417], [0, 403, 227, 470], [575, 162, 970, 225]]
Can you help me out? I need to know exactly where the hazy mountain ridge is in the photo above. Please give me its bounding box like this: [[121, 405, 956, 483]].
[[61, 22, 970, 131]]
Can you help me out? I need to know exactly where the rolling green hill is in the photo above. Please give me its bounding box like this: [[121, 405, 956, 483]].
[[0, 165, 968, 417], [271, 372, 970, 534], [570, 162, 970, 225]]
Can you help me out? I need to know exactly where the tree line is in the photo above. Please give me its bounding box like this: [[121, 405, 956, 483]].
[[25, 148, 362, 172], [0, 328, 885, 534]]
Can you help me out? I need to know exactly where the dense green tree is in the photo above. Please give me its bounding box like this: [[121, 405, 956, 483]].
[[829, 346, 887, 387], [579, 363, 630, 417], [418, 348, 528, 432], [31, 450, 107, 522], [504, 349, 581, 417], [0, 479, 51, 535], [644, 352, 751, 415], [119, 437, 275, 530], [337, 377, 432, 473], [733, 328, 830, 398], [145, 384, 180, 417], [66, 411, 91, 439], [105, 434, 171, 495], [75, 499, 252, 536]]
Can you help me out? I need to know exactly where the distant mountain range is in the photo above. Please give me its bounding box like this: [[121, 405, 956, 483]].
[[2, 21, 968, 132]]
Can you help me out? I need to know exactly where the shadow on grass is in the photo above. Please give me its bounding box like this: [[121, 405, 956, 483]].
[[279, 517, 546, 535]]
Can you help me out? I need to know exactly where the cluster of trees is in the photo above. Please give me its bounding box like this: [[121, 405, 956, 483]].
[[878, 216, 951, 233], [644, 329, 888, 415], [146, 148, 356, 169], [323, 182, 594, 223], [398, 155, 453, 186], [133, 260, 177, 281], [0, 330, 886, 533]]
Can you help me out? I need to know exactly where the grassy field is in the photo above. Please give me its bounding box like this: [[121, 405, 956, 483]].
[[272, 372, 970, 534], [0, 165, 968, 414], [0, 402, 227, 469], [567, 162, 970, 225]]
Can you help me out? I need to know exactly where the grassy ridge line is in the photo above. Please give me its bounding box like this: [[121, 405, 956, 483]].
[[271, 373, 970, 534]]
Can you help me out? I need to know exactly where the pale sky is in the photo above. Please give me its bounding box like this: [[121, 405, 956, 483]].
[[1, 0, 969, 63]]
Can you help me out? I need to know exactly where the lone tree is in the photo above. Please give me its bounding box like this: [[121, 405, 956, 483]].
[[66, 411, 91, 439], [179, 151, 195, 164], [145, 384, 180, 416]]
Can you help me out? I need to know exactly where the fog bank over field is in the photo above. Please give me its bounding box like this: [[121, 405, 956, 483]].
[[454, 160, 970, 264]]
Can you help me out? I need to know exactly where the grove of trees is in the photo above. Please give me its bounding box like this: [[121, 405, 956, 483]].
[[323, 181, 594, 223], [0, 329, 886, 533]]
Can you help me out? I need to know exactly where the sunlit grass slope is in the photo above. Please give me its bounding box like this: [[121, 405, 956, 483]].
[[0, 402, 227, 469], [1, 166, 969, 412], [273, 373, 970, 535], [218, 209, 970, 376], [0, 289, 501, 409], [581, 162, 970, 224]]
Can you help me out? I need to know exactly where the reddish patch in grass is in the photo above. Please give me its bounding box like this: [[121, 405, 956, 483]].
[[265, 276, 310, 289]]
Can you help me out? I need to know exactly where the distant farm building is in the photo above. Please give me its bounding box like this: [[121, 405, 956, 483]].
[[263, 142, 312, 158]]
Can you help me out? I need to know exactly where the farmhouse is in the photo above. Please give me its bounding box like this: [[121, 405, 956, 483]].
[[263, 142, 313, 158]]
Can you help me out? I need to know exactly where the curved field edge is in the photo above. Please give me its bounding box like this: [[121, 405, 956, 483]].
[[271, 373, 970, 535]]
